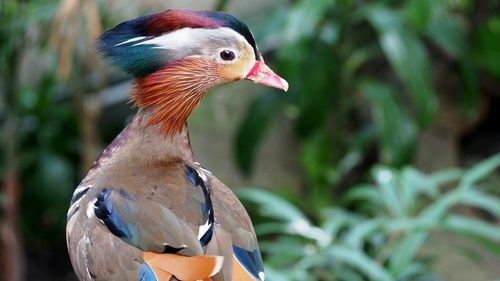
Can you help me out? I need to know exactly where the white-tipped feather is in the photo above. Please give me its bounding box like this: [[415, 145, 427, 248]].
[[209, 256, 225, 277], [86, 199, 96, 219], [198, 216, 212, 239]]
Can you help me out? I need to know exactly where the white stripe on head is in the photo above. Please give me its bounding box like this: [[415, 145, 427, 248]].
[[115, 36, 149, 46], [132, 27, 253, 60]]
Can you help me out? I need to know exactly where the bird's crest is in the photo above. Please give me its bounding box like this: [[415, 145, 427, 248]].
[[98, 9, 259, 77]]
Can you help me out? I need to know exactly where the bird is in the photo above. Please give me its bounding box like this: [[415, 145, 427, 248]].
[[66, 8, 288, 281]]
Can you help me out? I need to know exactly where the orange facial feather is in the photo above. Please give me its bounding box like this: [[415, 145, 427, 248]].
[[133, 57, 222, 137]]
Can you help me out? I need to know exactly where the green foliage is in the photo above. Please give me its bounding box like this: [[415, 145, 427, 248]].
[[239, 155, 500, 281], [234, 0, 500, 213], [0, 0, 80, 244]]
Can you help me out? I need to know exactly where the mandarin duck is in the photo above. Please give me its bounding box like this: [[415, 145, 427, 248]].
[[66, 8, 288, 281]]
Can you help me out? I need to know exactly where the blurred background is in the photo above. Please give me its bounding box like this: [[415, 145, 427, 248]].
[[1, 0, 500, 280]]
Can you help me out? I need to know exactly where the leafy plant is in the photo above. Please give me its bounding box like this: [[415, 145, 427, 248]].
[[239, 155, 500, 281], [234, 0, 500, 214]]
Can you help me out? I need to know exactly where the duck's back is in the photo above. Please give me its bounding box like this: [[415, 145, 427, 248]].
[[66, 123, 263, 280]]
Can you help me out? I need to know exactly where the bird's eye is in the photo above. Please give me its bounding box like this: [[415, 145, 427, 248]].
[[219, 50, 236, 61]]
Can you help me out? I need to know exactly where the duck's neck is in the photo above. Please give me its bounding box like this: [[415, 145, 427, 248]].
[[89, 109, 195, 174], [90, 58, 221, 171], [131, 109, 195, 162]]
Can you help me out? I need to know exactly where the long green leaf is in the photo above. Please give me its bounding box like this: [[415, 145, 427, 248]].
[[237, 188, 308, 223], [372, 166, 405, 217], [426, 15, 466, 58], [461, 189, 500, 217], [345, 184, 383, 209], [474, 17, 500, 78], [365, 6, 437, 126], [443, 215, 500, 242], [460, 154, 500, 188], [343, 219, 382, 249], [389, 232, 428, 277], [282, 0, 335, 42], [361, 81, 417, 166], [418, 189, 461, 223], [321, 208, 365, 238], [428, 168, 463, 186], [328, 246, 394, 281]]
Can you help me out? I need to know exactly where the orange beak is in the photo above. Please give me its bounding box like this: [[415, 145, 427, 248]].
[[245, 61, 289, 92]]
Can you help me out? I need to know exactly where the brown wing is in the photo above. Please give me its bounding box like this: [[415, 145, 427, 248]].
[[67, 161, 215, 280]]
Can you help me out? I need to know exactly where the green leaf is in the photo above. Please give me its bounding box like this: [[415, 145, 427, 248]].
[[281, 0, 335, 43], [365, 6, 437, 126], [327, 246, 393, 281], [334, 267, 365, 281], [260, 237, 307, 260], [321, 208, 364, 238], [360, 80, 417, 166], [0, 192, 4, 208], [474, 17, 500, 78], [461, 189, 500, 217], [401, 167, 438, 199], [372, 166, 404, 217], [234, 92, 283, 175], [460, 154, 500, 188], [460, 234, 500, 256], [237, 188, 308, 223], [426, 15, 467, 58], [389, 232, 428, 277], [443, 215, 500, 242], [261, 266, 291, 281], [293, 41, 336, 136], [428, 168, 463, 186], [418, 190, 460, 223], [345, 184, 383, 208], [343, 219, 382, 249], [254, 222, 287, 236], [240, 189, 330, 244]]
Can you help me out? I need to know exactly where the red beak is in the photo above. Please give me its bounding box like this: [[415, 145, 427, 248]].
[[245, 61, 289, 92]]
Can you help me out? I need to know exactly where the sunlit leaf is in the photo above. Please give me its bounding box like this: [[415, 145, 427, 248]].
[[443, 215, 500, 242], [237, 188, 309, 223], [418, 191, 460, 223], [334, 267, 365, 281], [321, 208, 364, 238], [389, 232, 428, 277], [254, 222, 287, 236], [262, 266, 292, 281], [327, 246, 393, 281], [461, 189, 500, 217], [401, 167, 438, 199], [345, 184, 383, 210], [396, 262, 430, 281], [460, 154, 500, 188], [372, 166, 405, 217], [428, 168, 463, 186], [343, 219, 382, 249]]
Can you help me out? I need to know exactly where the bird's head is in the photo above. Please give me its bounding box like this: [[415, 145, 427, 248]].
[[98, 9, 287, 136]]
